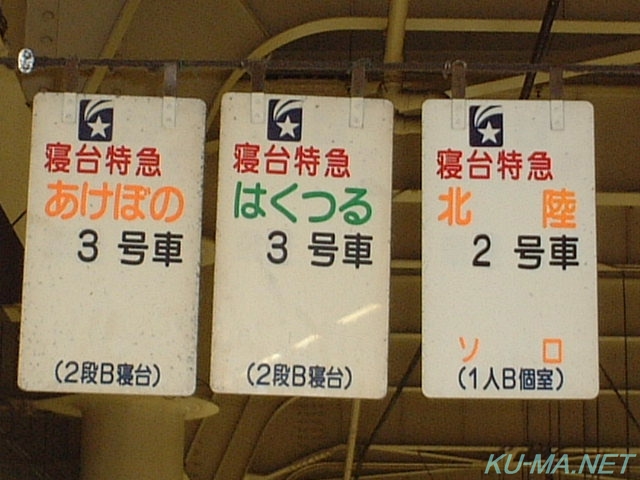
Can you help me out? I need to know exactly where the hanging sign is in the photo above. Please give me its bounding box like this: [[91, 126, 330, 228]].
[[19, 92, 206, 395], [422, 99, 598, 399], [211, 93, 393, 398]]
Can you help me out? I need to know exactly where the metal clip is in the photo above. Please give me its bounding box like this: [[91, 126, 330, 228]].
[[449, 60, 467, 130], [349, 59, 367, 129], [62, 92, 77, 124], [163, 62, 178, 128], [549, 68, 564, 130], [247, 60, 267, 124], [449, 60, 467, 99], [64, 57, 79, 92]]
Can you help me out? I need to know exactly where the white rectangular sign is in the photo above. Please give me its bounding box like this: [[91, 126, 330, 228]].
[[19, 93, 205, 395], [422, 99, 598, 399], [211, 93, 393, 398]]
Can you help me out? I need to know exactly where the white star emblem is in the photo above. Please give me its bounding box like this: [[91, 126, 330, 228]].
[[277, 115, 299, 139], [87, 115, 110, 139], [477, 121, 500, 144]]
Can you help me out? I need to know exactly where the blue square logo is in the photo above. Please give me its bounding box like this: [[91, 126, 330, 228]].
[[78, 99, 114, 141], [267, 99, 303, 141], [469, 105, 503, 147]]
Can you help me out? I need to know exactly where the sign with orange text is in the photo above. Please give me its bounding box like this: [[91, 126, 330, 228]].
[[19, 93, 205, 395], [422, 100, 598, 398]]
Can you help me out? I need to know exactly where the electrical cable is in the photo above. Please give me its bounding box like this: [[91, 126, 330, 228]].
[[599, 363, 640, 434], [10, 209, 25, 228], [520, 0, 561, 99], [0, 5, 7, 41], [4, 55, 640, 77]]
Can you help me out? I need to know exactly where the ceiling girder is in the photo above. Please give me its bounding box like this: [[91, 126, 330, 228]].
[[82, 0, 143, 94], [206, 17, 640, 132]]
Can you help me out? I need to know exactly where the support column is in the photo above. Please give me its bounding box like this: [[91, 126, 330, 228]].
[[34, 394, 218, 480], [80, 396, 184, 480]]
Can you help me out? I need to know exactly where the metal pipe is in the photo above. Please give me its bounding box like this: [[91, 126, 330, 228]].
[[383, 0, 410, 94], [343, 399, 362, 480]]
